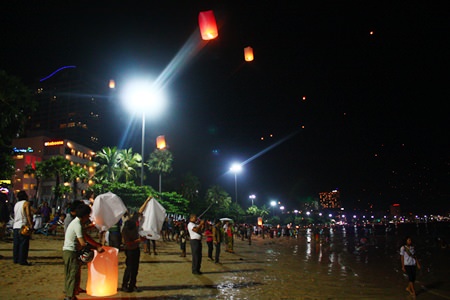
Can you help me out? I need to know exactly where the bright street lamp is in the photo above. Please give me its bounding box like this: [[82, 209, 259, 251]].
[[120, 78, 167, 186], [270, 200, 277, 216], [249, 194, 256, 206], [230, 163, 242, 204]]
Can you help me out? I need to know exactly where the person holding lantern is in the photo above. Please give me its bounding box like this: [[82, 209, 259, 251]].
[[63, 204, 104, 300], [121, 212, 147, 293]]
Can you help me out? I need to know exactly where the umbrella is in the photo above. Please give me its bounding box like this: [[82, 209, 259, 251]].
[[220, 218, 233, 222]]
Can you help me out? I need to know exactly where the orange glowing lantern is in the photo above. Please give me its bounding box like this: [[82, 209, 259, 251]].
[[156, 135, 166, 149], [198, 10, 218, 40], [86, 246, 119, 297], [257, 217, 263, 226], [108, 79, 115, 89], [244, 46, 254, 62]]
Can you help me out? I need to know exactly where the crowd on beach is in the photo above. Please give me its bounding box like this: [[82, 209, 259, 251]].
[[2, 189, 443, 299]]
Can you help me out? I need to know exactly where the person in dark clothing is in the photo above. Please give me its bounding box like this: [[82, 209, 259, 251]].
[[121, 213, 146, 293], [212, 220, 223, 263], [0, 193, 10, 240]]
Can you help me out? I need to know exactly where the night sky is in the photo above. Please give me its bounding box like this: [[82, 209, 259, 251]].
[[1, 1, 449, 214]]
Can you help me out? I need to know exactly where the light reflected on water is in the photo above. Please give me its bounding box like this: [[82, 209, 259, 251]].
[[189, 223, 449, 299]]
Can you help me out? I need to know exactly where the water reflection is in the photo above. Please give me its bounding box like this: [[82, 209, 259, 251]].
[[197, 222, 450, 299]]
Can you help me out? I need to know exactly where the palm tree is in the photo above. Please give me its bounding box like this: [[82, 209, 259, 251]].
[[246, 205, 259, 217], [67, 165, 89, 200], [204, 185, 232, 219], [259, 204, 270, 219], [94, 146, 122, 182], [23, 164, 36, 199], [23, 163, 45, 204], [147, 149, 173, 192], [43, 156, 71, 206], [180, 172, 201, 211], [118, 148, 142, 183]]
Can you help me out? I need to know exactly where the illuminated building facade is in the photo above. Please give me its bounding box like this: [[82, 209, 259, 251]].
[[390, 203, 401, 218], [26, 66, 103, 150], [319, 189, 341, 209], [11, 136, 95, 202]]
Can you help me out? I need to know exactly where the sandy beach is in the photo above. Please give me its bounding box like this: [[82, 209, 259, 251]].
[[1, 225, 449, 300]]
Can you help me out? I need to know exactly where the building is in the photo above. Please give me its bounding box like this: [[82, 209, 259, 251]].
[[12, 136, 95, 204], [26, 66, 105, 150], [390, 203, 401, 218], [319, 189, 341, 209]]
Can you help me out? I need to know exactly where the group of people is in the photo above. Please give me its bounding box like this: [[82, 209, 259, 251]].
[[6, 190, 423, 299]]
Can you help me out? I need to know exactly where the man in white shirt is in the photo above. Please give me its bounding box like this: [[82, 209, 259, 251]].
[[12, 191, 33, 265], [63, 204, 103, 300], [187, 213, 205, 275]]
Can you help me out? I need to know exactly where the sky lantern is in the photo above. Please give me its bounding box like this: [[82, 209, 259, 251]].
[[156, 135, 166, 149], [86, 247, 119, 296], [244, 46, 254, 61], [198, 10, 218, 40], [108, 79, 115, 89]]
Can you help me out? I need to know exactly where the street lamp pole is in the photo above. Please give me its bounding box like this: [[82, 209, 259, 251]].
[[234, 173, 238, 204], [120, 78, 167, 187], [270, 200, 276, 216], [249, 194, 256, 206], [230, 163, 242, 204], [140, 112, 145, 186]]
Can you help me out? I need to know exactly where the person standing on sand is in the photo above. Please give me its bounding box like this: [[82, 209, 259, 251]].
[[121, 213, 147, 293], [204, 222, 213, 261], [400, 236, 421, 296], [12, 190, 33, 266], [212, 219, 223, 263], [63, 204, 104, 300], [178, 219, 187, 257], [188, 213, 205, 275]]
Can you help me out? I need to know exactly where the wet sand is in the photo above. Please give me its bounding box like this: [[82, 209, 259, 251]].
[[1, 224, 449, 300]]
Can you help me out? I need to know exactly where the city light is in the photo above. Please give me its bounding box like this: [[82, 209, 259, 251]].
[[249, 194, 256, 206], [230, 163, 242, 204], [120, 77, 167, 185]]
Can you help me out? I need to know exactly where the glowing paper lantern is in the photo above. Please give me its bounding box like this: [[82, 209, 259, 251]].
[[109, 79, 115, 89], [257, 217, 263, 226], [156, 135, 166, 149], [86, 246, 119, 297], [244, 46, 254, 62], [198, 10, 218, 40]]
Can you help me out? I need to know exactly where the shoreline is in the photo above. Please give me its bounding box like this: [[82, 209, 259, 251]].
[[1, 228, 449, 300]]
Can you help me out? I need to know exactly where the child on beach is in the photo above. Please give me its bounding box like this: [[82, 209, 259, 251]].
[[121, 214, 147, 293], [400, 236, 421, 296]]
